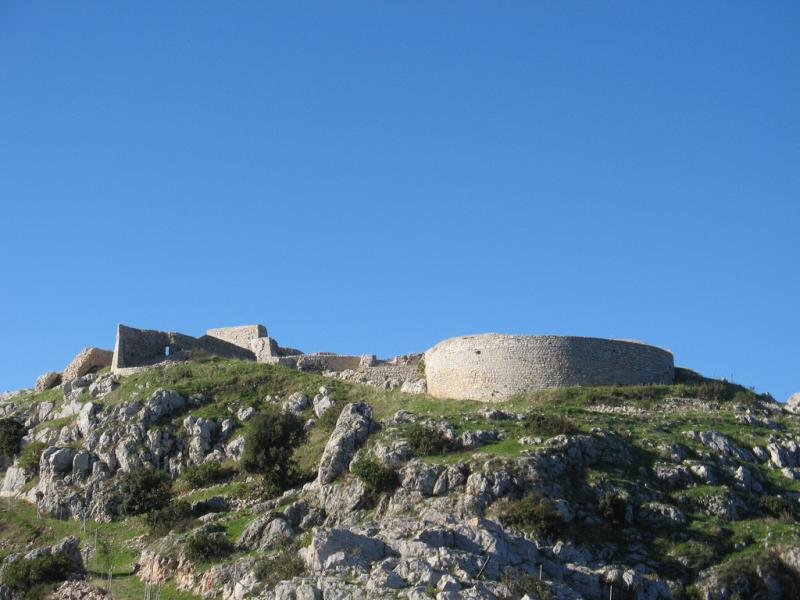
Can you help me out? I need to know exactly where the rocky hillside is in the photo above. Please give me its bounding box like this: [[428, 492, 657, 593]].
[[1, 358, 800, 599]]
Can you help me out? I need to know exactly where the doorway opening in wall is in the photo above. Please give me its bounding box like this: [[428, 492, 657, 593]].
[[165, 345, 171, 356]]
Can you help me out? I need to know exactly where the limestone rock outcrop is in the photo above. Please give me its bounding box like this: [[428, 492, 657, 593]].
[[317, 402, 374, 484], [786, 392, 800, 413]]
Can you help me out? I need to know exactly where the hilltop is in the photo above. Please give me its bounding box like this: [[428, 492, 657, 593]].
[[1, 357, 800, 599]]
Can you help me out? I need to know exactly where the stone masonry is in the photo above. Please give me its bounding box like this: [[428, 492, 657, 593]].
[[62, 347, 113, 381], [206, 325, 268, 350], [106, 323, 676, 402], [111, 324, 256, 374], [424, 334, 675, 402]]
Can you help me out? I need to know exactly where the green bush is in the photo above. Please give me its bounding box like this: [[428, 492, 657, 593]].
[[761, 495, 797, 522], [1, 552, 73, 593], [405, 423, 450, 456], [698, 380, 730, 402], [17, 441, 46, 476], [716, 551, 800, 599], [351, 457, 398, 503], [184, 530, 234, 563], [0, 418, 27, 459], [241, 408, 306, 496], [179, 461, 235, 490], [145, 500, 194, 536], [598, 490, 629, 524], [254, 540, 306, 587], [500, 567, 554, 600], [117, 468, 172, 516], [522, 412, 576, 437], [497, 494, 564, 538], [317, 402, 344, 431]]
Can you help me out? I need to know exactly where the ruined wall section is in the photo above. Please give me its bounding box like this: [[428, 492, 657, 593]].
[[112, 324, 255, 373], [424, 334, 674, 402], [206, 325, 268, 350]]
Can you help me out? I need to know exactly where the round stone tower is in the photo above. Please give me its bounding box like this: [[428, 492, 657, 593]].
[[424, 334, 674, 402]]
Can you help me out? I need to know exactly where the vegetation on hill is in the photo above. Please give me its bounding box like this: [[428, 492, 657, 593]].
[[0, 357, 798, 599]]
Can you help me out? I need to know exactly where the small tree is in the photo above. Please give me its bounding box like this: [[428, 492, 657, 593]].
[[117, 468, 172, 516], [241, 408, 306, 496], [497, 494, 564, 538], [404, 423, 450, 456], [184, 530, 234, 562], [145, 500, 194, 536], [18, 441, 46, 476], [0, 418, 27, 459], [351, 457, 398, 505]]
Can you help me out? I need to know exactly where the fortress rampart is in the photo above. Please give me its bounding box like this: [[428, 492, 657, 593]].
[[104, 324, 674, 402], [424, 334, 674, 402]]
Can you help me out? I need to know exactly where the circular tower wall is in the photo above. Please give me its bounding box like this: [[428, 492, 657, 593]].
[[424, 334, 674, 402]]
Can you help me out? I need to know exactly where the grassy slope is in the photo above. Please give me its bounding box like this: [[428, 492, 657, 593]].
[[2, 359, 799, 598]]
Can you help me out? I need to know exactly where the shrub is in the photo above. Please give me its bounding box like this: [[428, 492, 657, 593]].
[[522, 412, 576, 437], [716, 551, 800, 599], [1, 552, 72, 593], [241, 408, 306, 496], [497, 494, 564, 538], [351, 457, 398, 503], [598, 491, 629, 524], [179, 461, 235, 490], [17, 441, 46, 476], [500, 567, 553, 600], [731, 389, 759, 405], [762, 495, 797, 522], [317, 402, 344, 432], [254, 540, 306, 588], [0, 418, 26, 459], [184, 530, 234, 563], [145, 500, 194, 536], [405, 423, 450, 456], [698, 380, 729, 402], [117, 468, 172, 516]]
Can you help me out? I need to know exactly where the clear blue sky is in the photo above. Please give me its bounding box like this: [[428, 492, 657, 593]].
[[1, 2, 798, 400]]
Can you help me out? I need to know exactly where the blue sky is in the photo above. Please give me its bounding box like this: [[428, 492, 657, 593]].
[[1, 2, 798, 400]]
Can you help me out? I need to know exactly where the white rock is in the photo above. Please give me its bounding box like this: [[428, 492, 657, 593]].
[[313, 394, 336, 418]]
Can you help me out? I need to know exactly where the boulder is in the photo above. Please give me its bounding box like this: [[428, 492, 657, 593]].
[[786, 392, 800, 414], [139, 389, 186, 425], [317, 403, 374, 485], [400, 379, 427, 395], [400, 461, 445, 496], [302, 528, 389, 572], [1, 466, 27, 495], [237, 406, 255, 422], [225, 436, 245, 461], [72, 451, 92, 479], [373, 440, 413, 466], [77, 402, 101, 438], [282, 393, 310, 415], [697, 431, 753, 462], [88, 374, 119, 398], [639, 502, 686, 527], [62, 347, 113, 382], [35, 371, 62, 392], [313, 393, 336, 418], [43, 447, 77, 477]]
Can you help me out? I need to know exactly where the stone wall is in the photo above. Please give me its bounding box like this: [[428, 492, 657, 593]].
[[62, 347, 113, 381], [111, 324, 255, 373], [424, 334, 674, 402], [206, 325, 268, 350]]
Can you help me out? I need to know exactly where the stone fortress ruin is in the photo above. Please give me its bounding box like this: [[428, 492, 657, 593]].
[[111, 323, 426, 391], [36, 323, 675, 402], [424, 333, 675, 402]]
